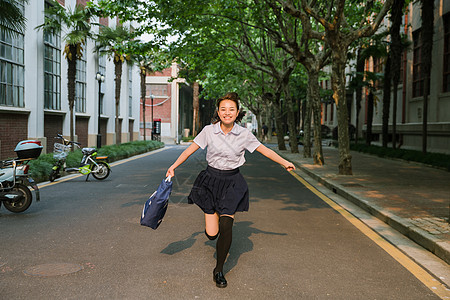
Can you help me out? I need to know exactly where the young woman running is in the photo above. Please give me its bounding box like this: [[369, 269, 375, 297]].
[[166, 92, 295, 288]]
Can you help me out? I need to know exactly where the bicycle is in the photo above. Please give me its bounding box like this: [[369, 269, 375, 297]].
[[49, 134, 111, 182]]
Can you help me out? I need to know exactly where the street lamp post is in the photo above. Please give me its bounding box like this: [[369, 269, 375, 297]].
[[96, 72, 105, 149], [151, 94, 154, 141]]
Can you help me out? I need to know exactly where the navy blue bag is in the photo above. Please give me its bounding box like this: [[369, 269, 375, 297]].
[[140, 176, 173, 229]]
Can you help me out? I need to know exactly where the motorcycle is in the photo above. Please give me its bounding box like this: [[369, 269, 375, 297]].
[[0, 140, 42, 213], [49, 134, 111, 182]]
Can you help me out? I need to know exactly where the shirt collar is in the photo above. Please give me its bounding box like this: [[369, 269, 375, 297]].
[[213, 122, 241, 135]]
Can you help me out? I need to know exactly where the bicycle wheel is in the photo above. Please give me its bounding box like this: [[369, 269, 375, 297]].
[[3, 183, 32, 213], [91, 162, 110, 180]]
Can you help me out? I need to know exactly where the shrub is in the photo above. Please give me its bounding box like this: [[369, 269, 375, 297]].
[[28, 140, 164, 182], [182, 135, 194, 142], [350, 143, 450, 171]]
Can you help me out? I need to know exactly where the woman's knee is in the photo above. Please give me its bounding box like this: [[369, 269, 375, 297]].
[[204, 212, 219, 237], [205, 230, 219, 240]]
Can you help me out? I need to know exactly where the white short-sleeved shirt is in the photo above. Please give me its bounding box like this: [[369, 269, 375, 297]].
[[194, 122, 262, 170]]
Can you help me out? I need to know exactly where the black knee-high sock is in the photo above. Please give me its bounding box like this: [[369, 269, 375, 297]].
[[214, 216, 234, 274]]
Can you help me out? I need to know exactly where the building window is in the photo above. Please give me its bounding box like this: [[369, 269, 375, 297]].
[[443, 13, 450, 92], [413, 30, 424, 98], [44, 1, 61, 110], [98, 53, 106, 114], [128, 65, 132, 117], [0, 1, 25, 107], [75, 58, 86, 113]]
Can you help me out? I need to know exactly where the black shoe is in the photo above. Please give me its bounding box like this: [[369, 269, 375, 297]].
[[213, 271, 227, 288]]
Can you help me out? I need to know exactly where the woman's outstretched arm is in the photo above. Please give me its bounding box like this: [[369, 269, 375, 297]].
[[166, 143, 200, 177], [255, 144, 295, 172]]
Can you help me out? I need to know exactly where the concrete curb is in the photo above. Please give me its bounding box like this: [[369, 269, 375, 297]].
[[285, 155, 450, 265]]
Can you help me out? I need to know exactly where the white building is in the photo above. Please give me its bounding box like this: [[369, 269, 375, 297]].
[[0, 0, 141, 159], [321, 0, 450, 154]]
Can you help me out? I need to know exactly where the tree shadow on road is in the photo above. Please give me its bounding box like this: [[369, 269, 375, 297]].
[[160, 221, 286, 274], [207, 221, 287, 273]]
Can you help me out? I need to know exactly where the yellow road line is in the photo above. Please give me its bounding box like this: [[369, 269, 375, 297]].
[[38, 147, 167, 189], [289, 170, 450, 299]]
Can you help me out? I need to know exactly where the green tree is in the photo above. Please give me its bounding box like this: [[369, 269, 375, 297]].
[[264, 0, 330, 164], [95, 25, 134, 144], [387, 0, 406, 149], [0, 0, 28, 37], [36, 0, 94, 144], [127, 40, 169, 141], [283, 0, 394, 174]]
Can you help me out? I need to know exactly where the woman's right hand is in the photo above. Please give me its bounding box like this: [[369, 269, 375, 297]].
[[166, 166, 175, 178]]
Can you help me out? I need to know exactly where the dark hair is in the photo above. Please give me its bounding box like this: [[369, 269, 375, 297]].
[[211, 92, 246, 124]]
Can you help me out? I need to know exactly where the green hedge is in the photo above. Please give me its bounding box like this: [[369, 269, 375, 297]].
[[28, 140, 164, 182], [350, 143, 450, 171], [181, 135, 194, 142]]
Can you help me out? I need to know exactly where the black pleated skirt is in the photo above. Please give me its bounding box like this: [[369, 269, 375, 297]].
[[188, 165, 249, 215]]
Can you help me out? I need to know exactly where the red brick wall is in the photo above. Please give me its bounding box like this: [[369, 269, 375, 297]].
[[0, 113, 28, 160], [99, 17, 109, 26], [76, 0, 87, 6], [44, 115, 63, 153], [56, 0, 65, 6], [143, 66, 177, 134], [153, 89, 171, 123], [76, 117, 89, 147], [150, 67, 172, 77]]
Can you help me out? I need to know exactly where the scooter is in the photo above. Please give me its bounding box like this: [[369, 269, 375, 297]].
[[49, 134, 111, 182], [0, 141, 42, 213]]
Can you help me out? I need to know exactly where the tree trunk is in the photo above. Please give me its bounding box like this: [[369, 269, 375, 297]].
[[309, 71, 324, 165], [303, 88, 312, 158], [390, 0, 405, 149], [257, 113, 263, 141], [282, 83, 299, 153], [265, 103, 273, 141], [382, 55, 392, 147], [114, 53, 123, 145], [355, 49, 364, 144], [67, 44, 78, 148], [331, 57, 352, 175], [140, 67, 146, 141], [421, 0, 434, 154], [272, 93, 286, 150], [192, 81, 200, 136], [366, 90, 374, 146]]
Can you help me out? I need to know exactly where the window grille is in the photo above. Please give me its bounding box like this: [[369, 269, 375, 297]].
[[0, 1, 25, 107]]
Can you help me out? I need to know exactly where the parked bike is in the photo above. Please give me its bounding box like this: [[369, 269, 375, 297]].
[[49, 134, 111, 182], [0, 140, 42, 213]]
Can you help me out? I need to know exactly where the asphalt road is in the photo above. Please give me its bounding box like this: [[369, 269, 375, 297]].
[[0, 145, 440, 299]]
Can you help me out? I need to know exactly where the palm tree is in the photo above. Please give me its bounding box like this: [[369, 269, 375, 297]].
[[0, 0, 28, 37], [133, 54, 154, 141], [36, 0, 93, 143], [95, 25, 133, 144]]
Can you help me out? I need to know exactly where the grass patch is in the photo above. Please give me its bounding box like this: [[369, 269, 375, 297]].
[[28, 140, 164, 182], [350, 143, 450, 171]]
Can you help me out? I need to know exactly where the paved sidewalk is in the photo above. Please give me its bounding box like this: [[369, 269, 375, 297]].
[[273, 144, 450, 265]]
